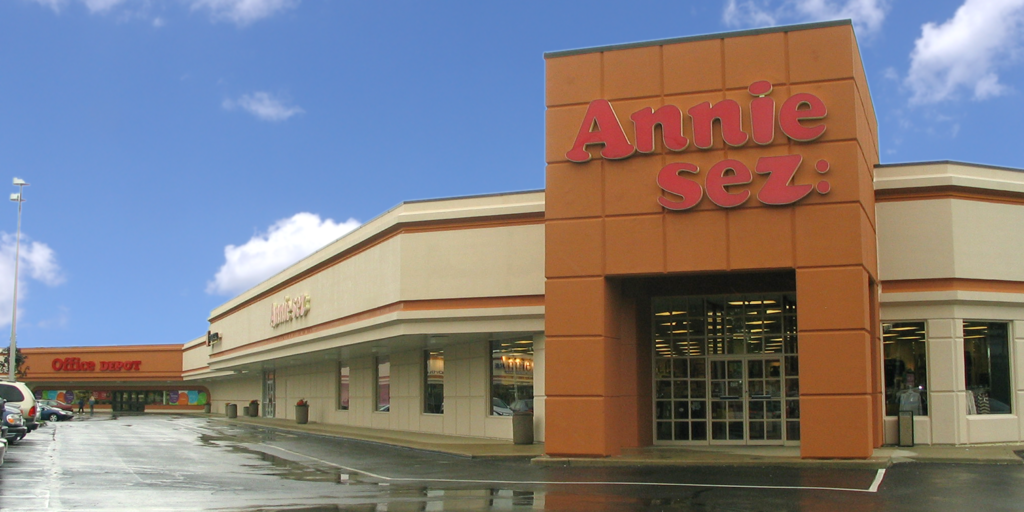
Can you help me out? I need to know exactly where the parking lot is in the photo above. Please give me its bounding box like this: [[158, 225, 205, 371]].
[[3, 415, 1024, 511]]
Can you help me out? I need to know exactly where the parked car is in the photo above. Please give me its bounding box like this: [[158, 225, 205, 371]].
[[39, 404, 74, 422], [3, 403, 27, 444], [38, 399, 74, 412], [0, 399, 7, 465], [0, 381, 38, 432], [492, 397, 514, 416]]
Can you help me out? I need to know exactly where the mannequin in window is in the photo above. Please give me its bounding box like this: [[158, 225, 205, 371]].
[[896, 371, 923, 415]]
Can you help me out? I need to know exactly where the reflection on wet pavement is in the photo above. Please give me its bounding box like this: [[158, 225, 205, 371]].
[[5, 415, 1024, 511]]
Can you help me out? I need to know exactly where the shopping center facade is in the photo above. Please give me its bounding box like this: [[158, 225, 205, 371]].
[[20, 20, 1024, 459]]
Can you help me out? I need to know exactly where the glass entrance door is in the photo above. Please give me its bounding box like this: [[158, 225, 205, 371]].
[[653, 293, 801, 445], [708, 357, 784, 443], [263, 370, 276, 418]]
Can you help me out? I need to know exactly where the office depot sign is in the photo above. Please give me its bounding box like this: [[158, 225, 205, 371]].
[[51, 357, 142, 372], [566, 81, 832, 210]]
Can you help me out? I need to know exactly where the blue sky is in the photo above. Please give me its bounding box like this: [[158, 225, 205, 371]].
[[0, 0, 1022, 348]]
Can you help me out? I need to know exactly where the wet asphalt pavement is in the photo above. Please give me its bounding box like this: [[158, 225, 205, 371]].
[[2, 415, 1024, 511]]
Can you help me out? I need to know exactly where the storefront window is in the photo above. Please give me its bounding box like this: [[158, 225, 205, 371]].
[[376, 356, 390, 412], [964, 322, 1012, 415], [424, 350, 444, 414], [882, 321, 927, 416], [491, 338, 534, 416], [338, 364, 350, 411]]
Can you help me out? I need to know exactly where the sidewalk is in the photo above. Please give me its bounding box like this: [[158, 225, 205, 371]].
[[202, 413, 1024, 468], [215, 414, 545, 459]]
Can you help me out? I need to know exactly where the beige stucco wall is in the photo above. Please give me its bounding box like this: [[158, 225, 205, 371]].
[[878, 162, 1024, 445], [206, 374, 261, 416], [878, 199, 1024, 282], [205, 191, 546, 372], [182, 336, 209, 373], [211, 338, 545, 441]]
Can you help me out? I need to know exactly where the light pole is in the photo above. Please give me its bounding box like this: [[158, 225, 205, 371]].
[[8, 178, 27, 382]]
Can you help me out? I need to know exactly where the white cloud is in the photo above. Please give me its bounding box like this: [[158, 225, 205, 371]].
[[904, 0, 1024, 105], [188, 0, 299, 26], [206, 213, 360, 296], [223, 91, 304, 122], [81, 0, 128, 12], [723, 0, 889, 35], [0, 233, 66, 327], [28, 0, 66, 12], [27, 0, 298, 26]]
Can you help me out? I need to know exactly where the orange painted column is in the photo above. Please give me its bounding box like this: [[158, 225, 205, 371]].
[[544, 21, 881, 458]]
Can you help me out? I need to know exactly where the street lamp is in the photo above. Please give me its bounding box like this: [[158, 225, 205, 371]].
[[8, 178, 27, 382]]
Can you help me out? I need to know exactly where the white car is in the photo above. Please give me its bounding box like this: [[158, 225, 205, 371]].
[[0, 381, 38, 432]]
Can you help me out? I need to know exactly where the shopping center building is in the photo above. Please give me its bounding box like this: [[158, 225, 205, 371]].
[[20, 20, 1024, 459]]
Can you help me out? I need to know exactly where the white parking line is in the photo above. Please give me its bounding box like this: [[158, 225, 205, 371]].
[[262, 445, 888, 494]]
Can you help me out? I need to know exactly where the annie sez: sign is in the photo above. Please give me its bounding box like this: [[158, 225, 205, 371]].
[[270, 293, 312, 328], [566, 81, 833, 210]]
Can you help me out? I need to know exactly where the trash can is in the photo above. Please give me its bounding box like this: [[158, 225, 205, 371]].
[[241, 405, 249, 416], [898, 410, 915, 447], [296, 404, 309, 425], [248, 401, 259, 417], [204, 404, 212, 414], [226, 403, 237, 418], [512, 411, 534, 445]]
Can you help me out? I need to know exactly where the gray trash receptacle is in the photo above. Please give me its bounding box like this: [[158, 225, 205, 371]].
[[898, 410, 915, 447], [512, 411, 534, 445], [204, 404, 212, 414], [249, 402, 259, 417], [226, 403, 237, 418], [241, 405, 249, 416]]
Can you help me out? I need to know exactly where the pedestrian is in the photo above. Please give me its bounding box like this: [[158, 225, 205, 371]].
[[77, 396, 85, 413], [88, 395, 96, 416]]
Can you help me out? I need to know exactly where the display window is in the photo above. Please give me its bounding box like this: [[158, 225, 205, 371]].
[[35, 389, 208, 411], [490, 338, 534, 416], [424, 350, 444, 414], [964, 321, 1012, 415], [338, 364, 350, 411], [376, 356, 390, 412], [653, 294, 799, 444], [882, 321, 927, 416]]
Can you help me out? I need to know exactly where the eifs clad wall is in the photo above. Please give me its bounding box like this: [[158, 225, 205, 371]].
[[544, 21, 881, 458]]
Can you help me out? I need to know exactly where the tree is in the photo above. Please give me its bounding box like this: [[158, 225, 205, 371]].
[[0, 347, 27, 380]]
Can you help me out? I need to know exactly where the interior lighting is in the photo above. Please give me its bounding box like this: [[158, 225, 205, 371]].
[[964, 325, 989, 330]]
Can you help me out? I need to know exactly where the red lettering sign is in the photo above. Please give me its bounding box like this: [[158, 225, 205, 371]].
[[566, 81, 827, 163], [51, 358, 141, 372], [656, 155, 831, 211], [566, 81, 833, 211]]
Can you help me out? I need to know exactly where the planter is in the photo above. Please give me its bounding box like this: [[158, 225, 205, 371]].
[[295, 404, 309, 425]]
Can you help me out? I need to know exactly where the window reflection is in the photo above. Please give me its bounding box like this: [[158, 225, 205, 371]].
[[964, 321, 1011, 415], [491, 338, 534, 416], [882, 321, 927, 416]]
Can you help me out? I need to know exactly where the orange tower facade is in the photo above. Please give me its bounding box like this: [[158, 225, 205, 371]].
[[544, 21, 881, 458]]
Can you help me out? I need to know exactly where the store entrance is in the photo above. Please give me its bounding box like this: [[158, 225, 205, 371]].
[[111, 390, 147, 412], [653, 294, 801, 445], [707, 357, 785, 443]]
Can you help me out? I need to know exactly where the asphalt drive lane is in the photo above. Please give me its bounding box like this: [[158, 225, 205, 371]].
[[3, 415, 1024, 511]]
